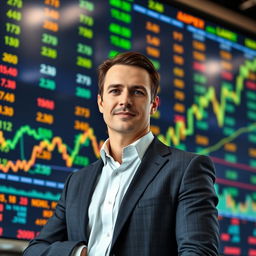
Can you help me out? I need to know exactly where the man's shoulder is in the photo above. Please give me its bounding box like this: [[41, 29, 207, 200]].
[[153, 138, 195, 157], [154, 137, 211, 163]]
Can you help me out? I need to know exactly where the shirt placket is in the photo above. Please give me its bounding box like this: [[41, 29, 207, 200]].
[[101, 165, 122, 254]]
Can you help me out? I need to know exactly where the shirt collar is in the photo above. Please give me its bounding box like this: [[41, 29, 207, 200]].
[[100, 139, 111, 165], [100, 132, 154, 165]]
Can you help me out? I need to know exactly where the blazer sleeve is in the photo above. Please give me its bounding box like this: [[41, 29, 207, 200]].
[[22, 172, 86, 256], [176, 154, 219, 256]]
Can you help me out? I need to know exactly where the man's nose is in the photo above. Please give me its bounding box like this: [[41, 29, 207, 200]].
[[119, 90, 132, 106]]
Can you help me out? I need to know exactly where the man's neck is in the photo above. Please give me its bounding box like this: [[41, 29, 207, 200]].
[[108, 130, 149, 164]]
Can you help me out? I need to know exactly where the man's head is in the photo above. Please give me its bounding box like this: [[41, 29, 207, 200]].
[[98, 52, 160, 102], [97, 52, 160, 139]]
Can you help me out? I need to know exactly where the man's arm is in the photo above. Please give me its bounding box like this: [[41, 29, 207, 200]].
[[176, 154, 219, 256], [23, 173, 87, 256]]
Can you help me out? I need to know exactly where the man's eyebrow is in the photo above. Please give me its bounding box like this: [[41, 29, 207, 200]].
[[131, 85, 148, 93], [132, 85, 147, 90], [106, 84, 123, 90], [106, 84, 148, 93]]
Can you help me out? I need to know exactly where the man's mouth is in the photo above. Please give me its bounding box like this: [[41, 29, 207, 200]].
[[114, 111, 136, 116], [112, 107, 136, 116]]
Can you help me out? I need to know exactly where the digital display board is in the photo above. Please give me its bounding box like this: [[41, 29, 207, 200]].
[[0, 0, 256, 255]]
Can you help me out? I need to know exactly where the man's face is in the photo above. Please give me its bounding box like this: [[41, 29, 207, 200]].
[[98, 64, 159, 138]]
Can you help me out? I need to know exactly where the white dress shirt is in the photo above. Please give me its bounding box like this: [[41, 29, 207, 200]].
[[72, 132, 154, 256]]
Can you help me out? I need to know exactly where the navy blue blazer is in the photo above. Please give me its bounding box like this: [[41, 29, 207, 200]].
[[23, 138, 219, 256]]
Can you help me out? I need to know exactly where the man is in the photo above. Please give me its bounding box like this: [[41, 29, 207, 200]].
[[23, 52, 219, 256]]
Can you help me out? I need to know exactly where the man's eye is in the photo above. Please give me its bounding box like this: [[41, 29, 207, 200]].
[[134, 90, 144, 95], [109, 89, 120, 94]]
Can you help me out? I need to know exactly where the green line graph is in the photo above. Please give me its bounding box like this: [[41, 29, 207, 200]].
[[158, 58, 256, 146]]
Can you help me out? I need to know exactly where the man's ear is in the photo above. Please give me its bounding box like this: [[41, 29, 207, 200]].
[[97, 94, 103, 113], [150, 96, 159, 115]]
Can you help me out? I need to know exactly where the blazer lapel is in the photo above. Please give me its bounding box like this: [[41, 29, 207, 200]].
[[79, 159, 103, 241], [111, 138, 172, 247]]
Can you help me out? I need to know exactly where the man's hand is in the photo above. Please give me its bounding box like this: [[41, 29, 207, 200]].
[[80, 247, 87, 256]]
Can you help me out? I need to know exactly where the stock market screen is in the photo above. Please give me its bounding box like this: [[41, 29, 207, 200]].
[[0, 0, 256, 255]]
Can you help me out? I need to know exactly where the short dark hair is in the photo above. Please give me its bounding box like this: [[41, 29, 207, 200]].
[[98, 52, 160, 101]]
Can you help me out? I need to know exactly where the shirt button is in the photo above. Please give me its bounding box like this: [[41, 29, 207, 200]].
[[108, 200, 112, 205], [107, 233, 111, 237]]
